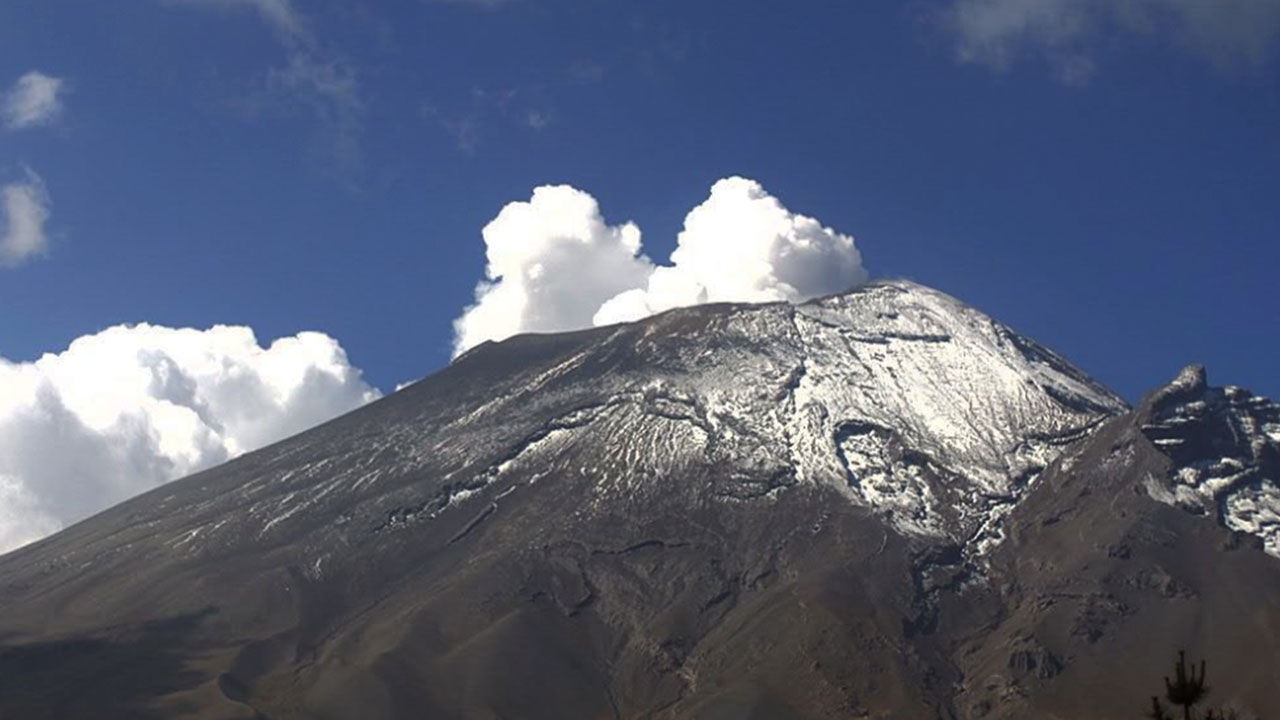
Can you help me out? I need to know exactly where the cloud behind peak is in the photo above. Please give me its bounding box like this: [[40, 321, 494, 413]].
[[452, 177, 868, 357]]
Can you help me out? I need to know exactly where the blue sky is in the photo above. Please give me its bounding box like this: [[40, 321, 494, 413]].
[[1, 0, 1277, 400]]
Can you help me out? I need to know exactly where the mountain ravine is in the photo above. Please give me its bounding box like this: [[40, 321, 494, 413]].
[[1, 279, 1277, 719]]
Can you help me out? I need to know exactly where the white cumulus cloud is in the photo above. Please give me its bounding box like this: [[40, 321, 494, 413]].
[[451, 184, 653, 355], [1, 168, 51, 267], [593, 177, 868, 326], [0, 324, 380, 553], [944, 0, 1280, 82], [2, 71, 66, 130], [452, 177, 867, 356]]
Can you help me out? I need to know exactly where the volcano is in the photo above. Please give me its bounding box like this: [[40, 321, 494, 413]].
[[2, 280, 1277, 719]]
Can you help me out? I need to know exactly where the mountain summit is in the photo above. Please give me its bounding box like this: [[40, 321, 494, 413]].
[[1, 280, 1276, 719]]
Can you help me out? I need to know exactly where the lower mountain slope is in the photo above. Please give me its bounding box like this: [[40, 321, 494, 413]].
[[0, 280, 1275, 719], [951, 365, 1280, 719]]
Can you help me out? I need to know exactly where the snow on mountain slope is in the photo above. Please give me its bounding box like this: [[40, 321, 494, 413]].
[[403, 279, 1127, 545], [785, 282, 1125, 536], [6, 280, 1125, 587]]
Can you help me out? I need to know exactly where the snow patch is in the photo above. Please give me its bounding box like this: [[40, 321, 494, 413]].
[[1224, 480, 1280, 557]]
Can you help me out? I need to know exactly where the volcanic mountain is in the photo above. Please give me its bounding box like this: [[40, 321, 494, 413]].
[[1, 280, 1277, 719]]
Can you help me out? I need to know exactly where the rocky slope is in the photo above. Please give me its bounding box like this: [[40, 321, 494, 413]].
[[0, 280, 1275, 719], [946, 361, 1280, 718]]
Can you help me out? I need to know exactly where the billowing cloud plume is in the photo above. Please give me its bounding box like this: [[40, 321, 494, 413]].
[[451, 185, 653, 354], [944, 0, 1280, 82], [2, 71, 65, 130], [0, 325, 380, 553], [1, 168, 51, 267], [593, 178, 868, 326], [452, 177, 867, 356]]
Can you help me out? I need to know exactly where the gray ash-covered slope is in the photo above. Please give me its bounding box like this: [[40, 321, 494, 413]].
[[0, 280, 1277, 719]]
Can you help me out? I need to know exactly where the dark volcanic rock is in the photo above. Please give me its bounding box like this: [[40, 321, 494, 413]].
[[0, 281, 1276, 719]]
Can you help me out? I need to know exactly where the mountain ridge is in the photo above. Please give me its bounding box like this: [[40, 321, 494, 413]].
[[0, 279, 1276, 719]]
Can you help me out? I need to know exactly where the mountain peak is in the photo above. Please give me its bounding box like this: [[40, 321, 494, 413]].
[[1140, 363, 1280, 556], [2, 280, 1278, 720], [1147, 363, 1209, 411], [443, 278, 1126, 540]]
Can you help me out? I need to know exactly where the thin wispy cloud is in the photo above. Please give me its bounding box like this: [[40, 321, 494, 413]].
[[173, 0, 306, 40], [424, 86, 553, 151], [943, 0, 1280, 83], [3, 74, 63, 269], [3, 72, 66, 130], [525, 109, 551, 130], [169, 0, 364, 167], [0, 168, 51, 267], [268, 52, 364, 168]]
